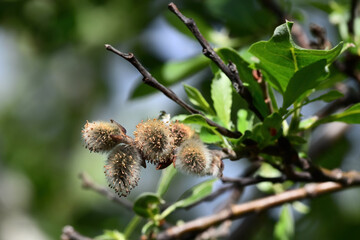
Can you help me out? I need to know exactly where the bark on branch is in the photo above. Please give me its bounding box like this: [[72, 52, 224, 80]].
[[157, 182, 353, 240]]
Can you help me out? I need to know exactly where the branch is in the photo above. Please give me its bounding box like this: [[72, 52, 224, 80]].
[[105, 44, 241, 139], [61, 226, 93, 240], [79, 172, 133, 210], [168, 2, 264, 121], [157, 182, 355, 240]]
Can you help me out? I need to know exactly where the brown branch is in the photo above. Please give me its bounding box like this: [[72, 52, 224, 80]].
[[79, 172, 133, 210], [105, 44, 241, 139], [61, 226, 93, 240], [157, 182, 355, 240], [168, 2, 264, 121]]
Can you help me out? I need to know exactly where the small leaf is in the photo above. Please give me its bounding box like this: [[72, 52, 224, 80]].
[[133, 193, 164, 219], [211, 71, 233, 128], [274, 204, 294, 240], [156, 165, 177, 197], [141, 221, 157, 235], [160, 179, 217, 219], [282, 60, 328, 109], [183, 84, 215, 115]]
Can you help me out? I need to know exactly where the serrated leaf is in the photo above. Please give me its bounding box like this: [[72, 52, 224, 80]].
[[249, 21, 343, 93], [133, 193, 164, 219], [274, 204, 294, 240], [183, 84, 215, 114], [211, 71, 233, 128], [282, 60, 328, 109], [216, 47, 269, 118], [156, 165, 177, 197], [160, 179, 217, 219], [131, 54, 209, 98]]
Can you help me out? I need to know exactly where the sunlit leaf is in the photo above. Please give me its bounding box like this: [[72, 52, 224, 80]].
[[211, 71, 233, 128], [183, 84, 215, 114]]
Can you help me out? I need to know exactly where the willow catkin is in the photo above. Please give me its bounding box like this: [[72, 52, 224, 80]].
[[134, 119, 175, 164], [104, 144, 142, 197]]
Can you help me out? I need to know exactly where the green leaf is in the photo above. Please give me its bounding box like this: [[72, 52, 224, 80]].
[[133, 193, 164, 219], [183, 84, 215, 115], [216, 47, 269, 118], [237, 109, 254, 133], [160, 179, 217, 219], [249, 21, 343, 93], [141, 221, 157, 235], [310, 90, 344, 103], [156, 165, 177, 197], [199, 127, 222, 143], [131, 54, 210, 98], [282, 60, 328, 109], [211, 71, 233, 128], [274, 204, 294, 240], [319, 103, 360, 124]]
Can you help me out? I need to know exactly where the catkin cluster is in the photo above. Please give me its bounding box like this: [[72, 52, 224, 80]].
[[82, 118, 224, 197]]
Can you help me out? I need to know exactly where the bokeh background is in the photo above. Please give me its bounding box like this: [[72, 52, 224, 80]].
[[1, 0, 360, 239]]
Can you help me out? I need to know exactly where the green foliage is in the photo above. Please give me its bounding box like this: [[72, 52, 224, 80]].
[[160, 179, 217, 219], [274, 204, 294, 240], [133, 193, 164, 219], [211, 71, 233, 128], [249, 21, 343, 94]]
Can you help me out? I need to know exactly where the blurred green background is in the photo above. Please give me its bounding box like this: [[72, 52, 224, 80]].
[[0, 0, 360, 239]]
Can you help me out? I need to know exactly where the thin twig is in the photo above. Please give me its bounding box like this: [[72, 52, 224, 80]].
[[79, 172, 133, 210], [168, 2, 264, 121], [157, 182, 354, 239], [61, 226, 93, 240], [105, 44, 241, 139]]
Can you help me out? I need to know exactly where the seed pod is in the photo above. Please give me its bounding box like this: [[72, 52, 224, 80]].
[[82, 120, 125, 153], [170, 122, 195, 146], [174, 138, 212, 176], [104, 144, 142, 197], [134, 119, 175, 164]]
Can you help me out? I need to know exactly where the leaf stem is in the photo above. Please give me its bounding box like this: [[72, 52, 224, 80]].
[[124, 215, 142, 239]]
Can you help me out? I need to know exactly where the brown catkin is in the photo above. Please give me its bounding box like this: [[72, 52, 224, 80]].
[[82, 120, 123, 153], [170, 122, 195, 146], [174, 138, 212, 176], [134, 119, 175, 164], [104, 144, 142, 197]]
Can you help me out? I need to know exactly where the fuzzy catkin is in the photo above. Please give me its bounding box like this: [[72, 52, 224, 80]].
[[82, 121, 122, 153], [104, 144, 142, 197], [174, 138, 212, 176], [134, 119, 175, 164], [170, 122, 195, 146]]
